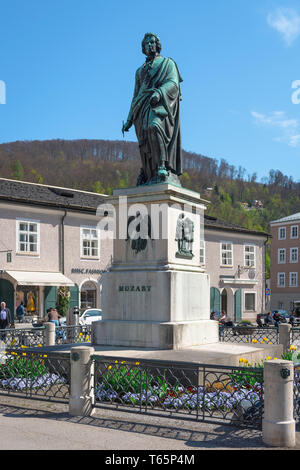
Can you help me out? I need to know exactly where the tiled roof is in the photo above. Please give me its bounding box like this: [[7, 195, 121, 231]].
[[0, 178, 106, 212], [270, 212, 300, 224], [204, 214, 269, 238], [0, 178, 269, 237]]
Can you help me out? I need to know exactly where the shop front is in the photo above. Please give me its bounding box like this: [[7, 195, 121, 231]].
[[0, 271, 76, 321]]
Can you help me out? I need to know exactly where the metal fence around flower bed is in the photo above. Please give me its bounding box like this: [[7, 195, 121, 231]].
[[55, 325, 92, 345], [291, 328, 300, 345], [294, 363, 300, 422], [92, 355, 264, 429], [0, 327, 45, 348], [219, 326, 279, 345], [0, 325, 92, 348], [0, 349, 70, 403]]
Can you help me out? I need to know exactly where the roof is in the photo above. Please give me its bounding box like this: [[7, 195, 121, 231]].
[[0, 178, 106, 212], [204, 214, 269, 238], [270, 212, 300, 225], [0, 178, 270, 237]]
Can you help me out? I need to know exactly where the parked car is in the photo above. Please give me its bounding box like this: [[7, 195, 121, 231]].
[[78, 309, 102, 325]]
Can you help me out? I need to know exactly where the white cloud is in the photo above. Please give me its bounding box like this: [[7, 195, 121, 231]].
[[267, 8, 300, 45], [251, 110, 300, 147]]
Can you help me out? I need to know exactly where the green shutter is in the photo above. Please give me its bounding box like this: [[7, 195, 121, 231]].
[[234, 288, 242, 322], [210, 287, 220, 312], [44, 286, 57, 315], [0, 280, 14, 321], [69, 284, 79, 313]]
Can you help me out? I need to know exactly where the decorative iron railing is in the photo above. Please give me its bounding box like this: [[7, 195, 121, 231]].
[[0, 325, 92, 348], [294, 363, 300, 422], [0, 327, 45, 348], [0, 349, 70, 402], [92, 355, 264, 429], [219, 326, 279, 345]]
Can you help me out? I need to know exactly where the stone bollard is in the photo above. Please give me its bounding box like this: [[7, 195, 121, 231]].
[[262, 359, 295, 448], [69, 346, 95, 417], [44, 322, 55, 346], [279, 323, 291, 353]]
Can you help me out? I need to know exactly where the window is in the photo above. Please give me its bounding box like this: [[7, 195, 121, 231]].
[[278, 227, 286, 240], [221, 242, 233, 266], [290, 247, 298, 263], [17, 220, 39, 254], [277, 272, 285, 287], [289, 272, 298, 287], [291, 225, 298, 239], [244, 245, 256, 267], [278, 248, 286, 264], [200, 240, 205, 264], [81, 227, 99, 258], [245, 292, 255, 311]]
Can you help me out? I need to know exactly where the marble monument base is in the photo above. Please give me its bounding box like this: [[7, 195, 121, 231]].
[[93, 183, 217, 350], [92, 319, 218, 350]]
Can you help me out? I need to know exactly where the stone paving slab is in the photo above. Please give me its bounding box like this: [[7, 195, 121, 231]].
[[0, 395, 298, 450]]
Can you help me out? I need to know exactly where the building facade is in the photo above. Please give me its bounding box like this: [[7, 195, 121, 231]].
[[0, 179, 112, 320], [270, 212, 300, 312], [204, 215, 269, 322], [0, 178, 268, 322]]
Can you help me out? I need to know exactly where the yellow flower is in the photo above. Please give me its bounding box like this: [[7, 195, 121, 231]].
[[108, 365, 112, 370], [263, 337, 269, 342], [37, 344, 42, 347], [121, 361, 126, 364], [260, 341, 265, 344], [273, 357, 278, 360], [43, 354, 47, 358], [22, 353, 26, 356], [252, 339, 258, 343], [290, 345, 297, 351], [268, 342, 273, 345], [136, 362, 140, 365]]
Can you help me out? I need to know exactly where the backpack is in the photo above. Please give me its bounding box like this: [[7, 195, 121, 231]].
[[16, 305, 24, 316]]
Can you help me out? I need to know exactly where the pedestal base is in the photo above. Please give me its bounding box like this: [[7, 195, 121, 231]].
[[92, 319, 218, 350]]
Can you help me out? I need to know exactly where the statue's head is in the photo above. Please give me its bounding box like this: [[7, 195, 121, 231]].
[[142, 33, 162, 56]]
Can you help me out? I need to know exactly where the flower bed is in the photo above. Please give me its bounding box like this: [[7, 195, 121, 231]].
[[94, 360, 263, 415], [0, 350, 66, 390]]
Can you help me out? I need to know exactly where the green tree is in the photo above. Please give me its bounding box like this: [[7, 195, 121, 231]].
[[10, 160, 24, 180]]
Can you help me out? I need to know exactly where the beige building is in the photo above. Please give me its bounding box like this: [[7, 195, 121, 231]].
[[0, 178, 111, 320], [204, 215, 269, 322], [270, 213, 300, 312], [0, 178, 268, 322]]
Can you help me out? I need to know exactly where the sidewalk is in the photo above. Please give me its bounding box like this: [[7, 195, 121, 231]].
[[0, 396, 299, 450]]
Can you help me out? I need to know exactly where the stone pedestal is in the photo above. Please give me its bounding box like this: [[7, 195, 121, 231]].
[[93, 183, 218, 349]]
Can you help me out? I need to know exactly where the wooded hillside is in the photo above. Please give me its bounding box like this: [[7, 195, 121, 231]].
[[1, 138, 299, 237]]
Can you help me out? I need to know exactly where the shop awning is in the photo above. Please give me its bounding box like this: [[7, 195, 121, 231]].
[[5, 271, 75, 287]]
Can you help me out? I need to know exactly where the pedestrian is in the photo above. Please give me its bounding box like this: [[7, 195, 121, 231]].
[[0, 301, 12, 342], [264, 311, 274, 326], [219, 311, 227, 324], [16, 302, 25, 323], [273, 311, 281, 327], [210, 311, 216, 320], [290, 310, 296, 326], [47, 308, 62, 326]]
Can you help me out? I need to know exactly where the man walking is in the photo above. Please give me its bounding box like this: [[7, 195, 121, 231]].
[[0, 301, 11, 342]]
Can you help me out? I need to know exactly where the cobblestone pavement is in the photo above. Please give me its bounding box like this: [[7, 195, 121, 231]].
[[0, 396, 298, 451]]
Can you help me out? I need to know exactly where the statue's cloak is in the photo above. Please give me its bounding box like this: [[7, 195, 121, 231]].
[[127, 56, 183, 178]]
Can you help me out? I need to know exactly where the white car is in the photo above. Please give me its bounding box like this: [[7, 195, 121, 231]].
[[78, 309, 102, 325]]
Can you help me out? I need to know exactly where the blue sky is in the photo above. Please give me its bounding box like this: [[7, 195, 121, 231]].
[[0, 0, 299, 181]]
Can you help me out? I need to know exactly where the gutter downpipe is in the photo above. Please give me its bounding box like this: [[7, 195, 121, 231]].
[[263, 234, 270, 313], [61, 209, 68, 275]]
